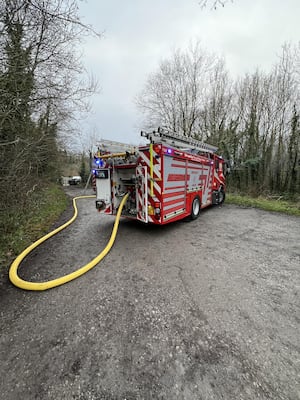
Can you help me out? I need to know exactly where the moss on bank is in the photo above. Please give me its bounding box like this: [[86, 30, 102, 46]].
[[226, 193, 300, 216]]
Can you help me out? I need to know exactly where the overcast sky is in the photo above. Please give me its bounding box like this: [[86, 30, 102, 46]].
[[76, 0, 300, 148]]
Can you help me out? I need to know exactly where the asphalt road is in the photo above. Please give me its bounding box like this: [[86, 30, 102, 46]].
[[0, 187, 299, 400]]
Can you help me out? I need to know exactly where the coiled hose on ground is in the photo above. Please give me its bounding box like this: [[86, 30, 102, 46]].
[[9, 193, 129, 291]]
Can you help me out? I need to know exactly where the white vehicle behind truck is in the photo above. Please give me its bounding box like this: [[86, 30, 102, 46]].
[[68, 176, 82, 185]]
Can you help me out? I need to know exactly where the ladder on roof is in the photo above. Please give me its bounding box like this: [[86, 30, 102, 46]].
[[141, 127, 218, 154], [96, 139, 137, 154]]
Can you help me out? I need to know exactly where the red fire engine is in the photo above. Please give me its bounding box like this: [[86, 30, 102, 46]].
[[93, 128, 227, 224]]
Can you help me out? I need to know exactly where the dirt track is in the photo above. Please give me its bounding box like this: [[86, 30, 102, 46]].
[[0, 186, 299, 400]]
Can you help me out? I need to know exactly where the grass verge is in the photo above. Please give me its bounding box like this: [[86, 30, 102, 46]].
[[226, 193, 300, 216], [0, 184, 68, 269]]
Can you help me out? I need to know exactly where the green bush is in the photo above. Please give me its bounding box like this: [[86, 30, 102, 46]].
[[0, 184, 68, 269]]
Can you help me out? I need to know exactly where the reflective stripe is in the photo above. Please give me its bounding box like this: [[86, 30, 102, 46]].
[[164, 185, 185, 191], [140, 150, 161, 178], [164, 195, 185, 207], [164, 200, 185, 211], [164, 189, 185, 198], [164, 209, 185, 220], [150, 143, 154, 196]]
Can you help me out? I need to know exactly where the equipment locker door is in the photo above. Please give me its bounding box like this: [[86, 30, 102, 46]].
[[136, 165, 148, 223]]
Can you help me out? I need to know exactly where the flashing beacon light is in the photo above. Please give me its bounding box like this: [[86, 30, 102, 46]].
[[95, 158, 104, 167], [167, 148, 172, 154]]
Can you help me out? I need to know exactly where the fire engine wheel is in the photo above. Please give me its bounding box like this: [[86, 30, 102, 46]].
[[191, 196, 201, 220], [218, 188, 225, 204]]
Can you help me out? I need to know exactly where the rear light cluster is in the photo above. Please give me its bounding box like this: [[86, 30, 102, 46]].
[[154, 201, 161, 220]]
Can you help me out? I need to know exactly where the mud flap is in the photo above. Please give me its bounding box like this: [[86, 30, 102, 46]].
[[212, 191, 218, 205]]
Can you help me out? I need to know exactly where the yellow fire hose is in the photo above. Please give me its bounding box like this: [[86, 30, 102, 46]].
[[9, 193, 129, 291]]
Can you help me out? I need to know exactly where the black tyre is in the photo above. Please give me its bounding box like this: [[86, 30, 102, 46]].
[[218, 188, 225, 204], [191, 196, 201, 220]]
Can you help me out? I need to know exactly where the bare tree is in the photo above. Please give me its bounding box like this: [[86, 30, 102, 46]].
[[0, 0, 99, 254], [136, 42, 218, 137], [224, 44, 299, 194], [198, 58, 232, 144], [137, 40, 299, 196], [198, 0, 232, 10]]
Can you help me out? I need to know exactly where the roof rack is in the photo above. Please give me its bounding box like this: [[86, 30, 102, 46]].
[[96, 139, 137, 154], [141, 127, 218, 154]]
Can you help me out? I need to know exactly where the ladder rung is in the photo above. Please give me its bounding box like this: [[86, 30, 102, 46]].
[[141, 128, 218, 153]]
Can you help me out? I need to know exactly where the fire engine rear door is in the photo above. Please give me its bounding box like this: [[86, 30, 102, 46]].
[[136, 165, 148, 223]]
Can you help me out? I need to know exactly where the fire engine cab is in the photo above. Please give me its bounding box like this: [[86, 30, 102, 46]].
[[93, 128, 227, 225]]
